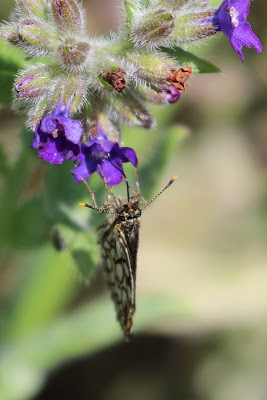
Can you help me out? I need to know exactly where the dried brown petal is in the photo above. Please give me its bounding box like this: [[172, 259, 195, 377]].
[[168, 67, 192, 93], [103, 68, 126, 93]]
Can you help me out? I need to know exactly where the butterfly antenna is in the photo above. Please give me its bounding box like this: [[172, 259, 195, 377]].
[[141, 175, 178, 211], [109, 159, 130, 202]]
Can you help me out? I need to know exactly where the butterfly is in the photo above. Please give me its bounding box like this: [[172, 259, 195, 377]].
[[78, 173, 177, 340]]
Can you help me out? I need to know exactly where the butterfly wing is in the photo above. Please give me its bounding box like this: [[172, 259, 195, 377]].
[[98, 217, 140, 339]]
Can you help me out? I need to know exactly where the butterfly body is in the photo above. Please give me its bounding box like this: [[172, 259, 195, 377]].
[[97, 197, 141, 339], [79, 175, 177, 340]]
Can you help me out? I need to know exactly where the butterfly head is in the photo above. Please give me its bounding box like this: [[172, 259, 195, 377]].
[[117, 198, 142, 222]]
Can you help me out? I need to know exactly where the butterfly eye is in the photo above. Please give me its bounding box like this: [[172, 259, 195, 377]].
[[135, 209, 141, 218], [119, 213, 126, 221]]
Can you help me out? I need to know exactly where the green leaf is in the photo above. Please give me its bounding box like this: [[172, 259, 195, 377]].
[[161, 46, 220, 74], [0, 38, 26, 105]]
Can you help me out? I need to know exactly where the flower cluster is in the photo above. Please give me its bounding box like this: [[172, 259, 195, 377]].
[[0, 0, 262, 185]]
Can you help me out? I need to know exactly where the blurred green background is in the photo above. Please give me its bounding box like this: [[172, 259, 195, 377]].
[[0, 1, 266, 399]]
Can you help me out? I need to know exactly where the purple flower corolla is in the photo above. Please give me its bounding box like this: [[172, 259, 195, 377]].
[[31, 103, 83, 164], [73, 124, 138, 186], [214, 0, 262, 61], [159, 85, 180, 104]]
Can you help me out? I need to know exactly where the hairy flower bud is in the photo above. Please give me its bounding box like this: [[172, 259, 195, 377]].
[[52, 0, 82, 34], [158, 0, 191, 12], [14, 66, 53, 98], [124, 0, 137, 28], [0, 23, 18, 43], [170, 10, 216, 44], [17, 0, 49, 19], [97, 113, 120, 142], [127, 51, 177, 83], [131, 9, 174, 47], [58, 38, 90, 66], [140, 84, 180, 104], [51, 74, 86, 112], [18, 19, 59, 52], [107, 92, 155, 128]]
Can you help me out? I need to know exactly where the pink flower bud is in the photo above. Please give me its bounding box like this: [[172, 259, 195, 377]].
[[52, 0, 82, 34], [131, 10, 174, 47], [15, 66, 52, 98], [0, 23, 18, 43], [17, 0, 48, 19], [19, 19, 59, 51]]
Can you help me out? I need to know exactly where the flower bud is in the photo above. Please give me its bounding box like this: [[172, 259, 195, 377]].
[[139, 83, 180, 105], [52, 0, 82, 34], [14, 66, 53, 98], [58, 38, 90, 66], [18, 19, 59, 52], [124, 1, 135, 24], [97, 113, 120, 142], [170, 11, 216, 44], [107, 92, 155, 129], [0, 23, 18, 43], [17, 0, 48, 19], [131, 9, 174, 47], [158, 0, 191, 12], [30, 97, 50, 129], [127, 51, 177, 84], [51, 74, 86, 112]]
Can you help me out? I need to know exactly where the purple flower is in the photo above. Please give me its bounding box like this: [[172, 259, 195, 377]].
[[72, 124, 138, 186], [214, 0, 262, 61], [159, 85, 180, 104], [31, 103, 83, 164]]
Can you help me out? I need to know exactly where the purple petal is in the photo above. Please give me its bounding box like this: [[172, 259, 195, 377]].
[[38, 136, 80, 165], [230, 21, 263, 61], [229, 0, 250, 20], [31, 125, 41, 150], [41, 115, 83, 145], [215, 0, 262, 60], [38, 137, 65, 164], [160, 85, 180, 104], [110, 144, 138, 167], [98, 159, 124, 186], [215, 0, 232, 38], [52, 103, 70, 118], [72, 144, 98, 183], [86, 125, 114, 153], [40, 115, 58, 134], [63, 119, 83, 144], [72, 157, 97, 183], [31, 123, 50, 149]]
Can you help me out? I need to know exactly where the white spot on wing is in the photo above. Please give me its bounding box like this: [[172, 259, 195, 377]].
[[116, 263, 124, 282]]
